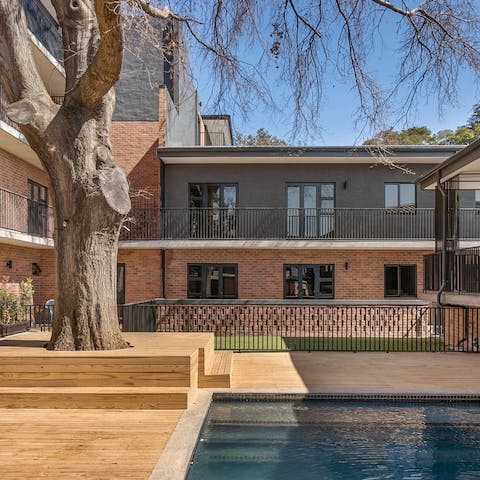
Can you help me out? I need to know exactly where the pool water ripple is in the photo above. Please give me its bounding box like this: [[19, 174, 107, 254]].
[[187, 400, 480, 480]]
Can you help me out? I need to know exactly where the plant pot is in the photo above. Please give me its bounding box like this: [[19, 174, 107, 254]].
[[0, 321, 30, 337]]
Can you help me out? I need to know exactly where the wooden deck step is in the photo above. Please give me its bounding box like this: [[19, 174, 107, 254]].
[[0, 386, 193, 410], [199, 351, 233, 388], [0, 354, 197, 388]]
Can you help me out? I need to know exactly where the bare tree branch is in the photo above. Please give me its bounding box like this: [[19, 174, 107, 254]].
[[52, 0, 124, 109], [0, 0, 56, 134]]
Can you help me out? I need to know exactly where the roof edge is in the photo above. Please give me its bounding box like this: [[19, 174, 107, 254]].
[[417, 139, 480, 188]]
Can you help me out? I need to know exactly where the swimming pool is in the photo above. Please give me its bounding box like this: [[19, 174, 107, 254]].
[[187, 395, 480, 480]]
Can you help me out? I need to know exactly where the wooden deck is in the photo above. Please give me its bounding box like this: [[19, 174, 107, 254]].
[[0, 408, 183, 480], [231, 351, 480, 392], [2, 332, 480, 479]]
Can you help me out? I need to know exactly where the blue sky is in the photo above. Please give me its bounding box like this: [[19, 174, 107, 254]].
[[186, 3, 480, 146]]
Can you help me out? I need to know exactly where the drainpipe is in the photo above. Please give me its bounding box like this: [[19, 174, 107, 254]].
[[436, 172, 447, 307]]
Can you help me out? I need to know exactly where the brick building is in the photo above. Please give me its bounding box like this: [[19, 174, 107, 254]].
[[1, 0, 479, 308]]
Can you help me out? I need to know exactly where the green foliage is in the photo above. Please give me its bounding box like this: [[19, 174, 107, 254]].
[[0, 279, 33, 324], [364, 104, 480, 146], [234, 128, 288, 146], [364, 127, 434, 145], [20, 277, 34, 305], [364, 124, 480, 146], [468, 104, 480, 127], [434, 124, 480, 145]]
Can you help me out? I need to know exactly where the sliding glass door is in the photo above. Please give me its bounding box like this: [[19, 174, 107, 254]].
[[287, 183, 334, 238]]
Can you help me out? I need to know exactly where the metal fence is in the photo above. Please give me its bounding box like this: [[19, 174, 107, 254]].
[[424, 246, 480, 295], [0, 304, 51, 336], [118, 302, 480, 352], [0, 188, 54, 238]]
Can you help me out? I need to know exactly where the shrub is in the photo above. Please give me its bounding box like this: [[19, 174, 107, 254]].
[[0, 279, 34, 324]]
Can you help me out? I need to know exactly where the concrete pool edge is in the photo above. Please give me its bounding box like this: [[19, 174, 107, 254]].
[[148, 390, 212, 480]]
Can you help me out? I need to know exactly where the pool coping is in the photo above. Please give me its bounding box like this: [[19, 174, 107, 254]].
[[148, 389, 480, 480], [148, 390, 212, 480]]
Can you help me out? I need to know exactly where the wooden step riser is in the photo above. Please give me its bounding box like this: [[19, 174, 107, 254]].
[[199, 375, 231, 388], [0, 392, 191, 409], [0, 373, 192, 387]]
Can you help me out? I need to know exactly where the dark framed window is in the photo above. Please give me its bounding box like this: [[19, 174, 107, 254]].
[[189, 184, 238, 238], [475, 190, 480, 208], [27, 179, 48, 236], [384, 265, 417, 297], [187, 264, 238, 299], [385, 183, 416, 209], [189, 183, 237, 209], [284, 264, 334, 299], [286, 183, 335, 237], [117, 263, 125, 305]]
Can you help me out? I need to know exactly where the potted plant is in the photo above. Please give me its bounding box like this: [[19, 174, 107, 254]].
[[0, 278, 34, 337]]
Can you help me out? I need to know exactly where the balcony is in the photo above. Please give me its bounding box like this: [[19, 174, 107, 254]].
[[424, 246, 480, 295], [0, 188, 54, 239], [121, 207, 480, 241], [23, 0, 63, 64]]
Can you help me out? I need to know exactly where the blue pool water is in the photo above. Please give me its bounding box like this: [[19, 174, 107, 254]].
[[187, 399, 480, 480]]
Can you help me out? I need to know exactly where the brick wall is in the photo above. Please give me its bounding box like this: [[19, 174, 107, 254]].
[[118, 249, 162, 303], [0, 147, 50, 199], [165, 248, 433, 300], [0, 244, 54, 304]]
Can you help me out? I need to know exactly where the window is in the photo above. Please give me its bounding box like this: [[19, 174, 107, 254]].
[[475, 190, 480, 208], [385, 183, 416, 209], [117, 263, 125, 305], [27, 179, 48, 236], [284, 264, 334, 299], [189, 184, 238, 238], [187, 264, 238, 299], [384, 265, 416, 297], [287, 183, 335, 237]]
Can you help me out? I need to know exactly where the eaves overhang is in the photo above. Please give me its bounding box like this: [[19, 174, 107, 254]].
[[157, 145, 462, 165], [417, 138, 480, 190]]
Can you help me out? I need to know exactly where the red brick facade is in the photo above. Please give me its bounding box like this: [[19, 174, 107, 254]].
[[117, 249, 162, 303], [0, 244, 54, 304], [164, 248, 433, 300], [0, 147, 50, 199]]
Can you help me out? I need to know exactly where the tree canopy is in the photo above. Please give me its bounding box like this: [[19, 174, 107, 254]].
[[234, 128, 288, 146], [364, 107, 480, 145]]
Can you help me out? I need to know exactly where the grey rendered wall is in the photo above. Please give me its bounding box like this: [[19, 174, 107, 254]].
[[113, 23, 200, 146], [114, 26, 163, 121], [164, 49, 199, 147], [164, 163, 457, 208]]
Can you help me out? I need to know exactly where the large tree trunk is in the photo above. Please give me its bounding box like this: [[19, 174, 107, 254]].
[[48, 185, 129, 351], [42, 94, 131, 351]]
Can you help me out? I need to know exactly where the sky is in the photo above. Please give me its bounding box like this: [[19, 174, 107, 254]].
[[185, 2, 480, 146]]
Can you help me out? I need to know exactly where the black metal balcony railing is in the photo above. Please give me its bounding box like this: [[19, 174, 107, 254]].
[[424, 246, 480, 295], [200, 131, 227, 146], [121, 207, 480, 241], [0, 188, 54, 238], [23, 0, 63, 63]]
